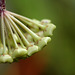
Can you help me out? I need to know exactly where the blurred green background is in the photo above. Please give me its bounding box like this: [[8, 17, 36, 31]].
[[0, 0, 75, 75]]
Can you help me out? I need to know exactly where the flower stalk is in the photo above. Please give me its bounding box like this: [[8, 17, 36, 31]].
[[0, 0, 56, 63]]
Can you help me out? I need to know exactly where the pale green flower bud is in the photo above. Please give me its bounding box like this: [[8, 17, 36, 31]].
[[41, 19, 51, 25], [27, 45, 38, 56], [38, 37, 51, 50], [44, 24, 56, 36], [0, 55, 13, 63], [12, 48, 27, 59]]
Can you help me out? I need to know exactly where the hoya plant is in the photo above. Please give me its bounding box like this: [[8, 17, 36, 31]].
[[0, 0, 56, 63]]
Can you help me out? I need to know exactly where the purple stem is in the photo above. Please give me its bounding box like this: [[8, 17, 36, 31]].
[[0, 0, 5, 14]]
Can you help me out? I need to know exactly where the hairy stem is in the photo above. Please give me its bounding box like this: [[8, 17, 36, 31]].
[[0, 0, 6, 14]]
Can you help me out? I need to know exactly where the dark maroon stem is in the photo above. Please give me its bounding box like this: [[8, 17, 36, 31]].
[[0, 0, 6, 15]]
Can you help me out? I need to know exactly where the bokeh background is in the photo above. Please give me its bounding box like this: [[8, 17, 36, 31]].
[[0, 0, 75, 75]]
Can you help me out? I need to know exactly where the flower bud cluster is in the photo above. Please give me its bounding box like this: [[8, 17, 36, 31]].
[[0, 10, 56, 63]]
